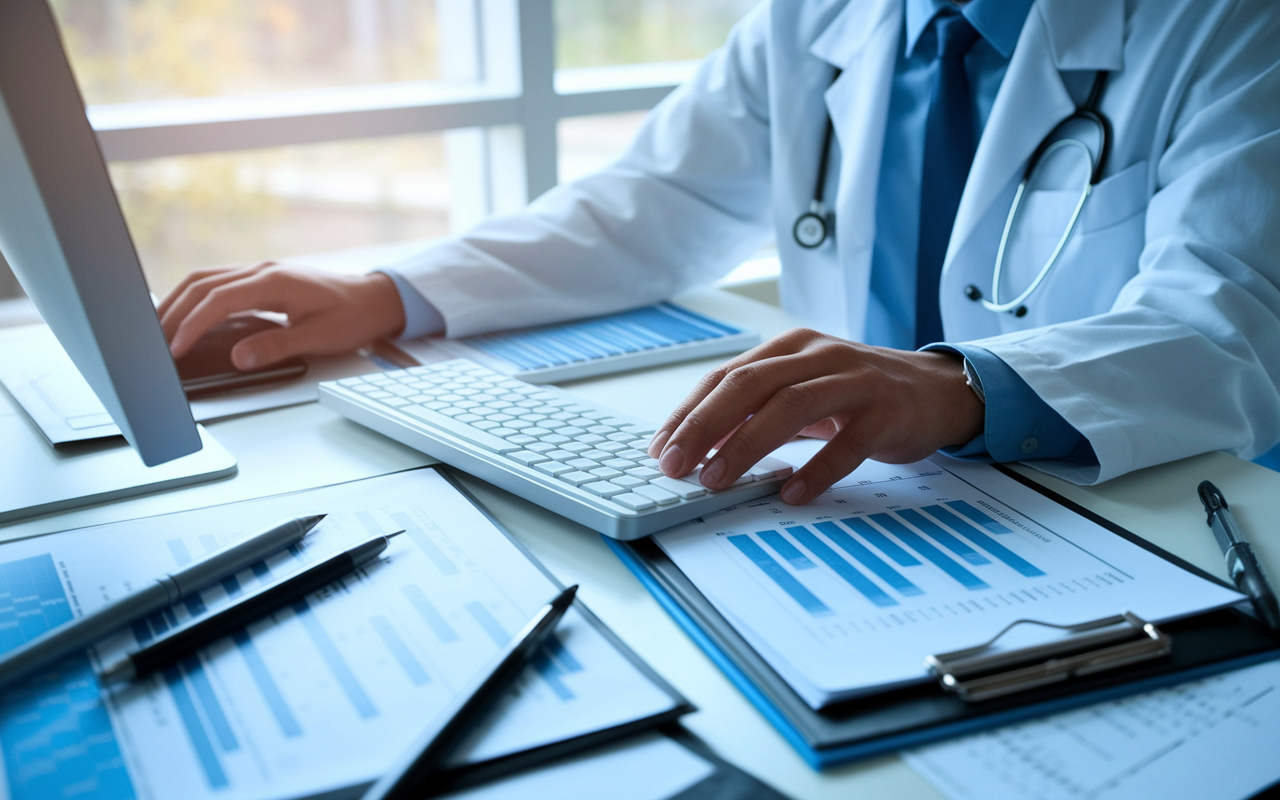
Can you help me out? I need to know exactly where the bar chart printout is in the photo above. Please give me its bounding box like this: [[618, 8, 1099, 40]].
[[655, 457, 1245, 709], [0, 470, 680, 800]]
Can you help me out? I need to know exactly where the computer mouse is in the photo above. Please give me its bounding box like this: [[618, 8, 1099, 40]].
[[174, 315, 307, 398]]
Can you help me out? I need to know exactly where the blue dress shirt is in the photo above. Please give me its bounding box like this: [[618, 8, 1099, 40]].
[[381, 0, 1095, 466]]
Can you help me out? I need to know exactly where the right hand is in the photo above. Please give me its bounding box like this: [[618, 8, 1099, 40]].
[[158, 262, 407, 371]]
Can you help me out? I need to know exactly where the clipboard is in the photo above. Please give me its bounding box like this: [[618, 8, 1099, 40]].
[[605, 465, 1280, 769]]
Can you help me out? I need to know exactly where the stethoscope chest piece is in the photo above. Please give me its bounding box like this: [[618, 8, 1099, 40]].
[[794, 204, 832, 249]]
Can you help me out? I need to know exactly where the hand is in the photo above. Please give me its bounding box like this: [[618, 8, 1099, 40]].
[[646, 328, 984, 505], [158, 262, 407, 370]]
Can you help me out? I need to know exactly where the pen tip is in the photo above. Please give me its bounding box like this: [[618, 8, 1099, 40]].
[[299, 514, 327, 532], [553, 584, 578, 611], [386, 529, 406, 539]]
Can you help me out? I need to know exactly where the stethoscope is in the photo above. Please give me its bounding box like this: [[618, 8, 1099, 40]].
[[793, 70, 1112, 318]]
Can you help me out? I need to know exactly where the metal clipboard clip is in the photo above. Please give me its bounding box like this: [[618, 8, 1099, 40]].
[[925, 612, 1172, 703]]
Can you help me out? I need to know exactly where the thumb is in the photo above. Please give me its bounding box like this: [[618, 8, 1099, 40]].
[[230, 325, 312, 371]]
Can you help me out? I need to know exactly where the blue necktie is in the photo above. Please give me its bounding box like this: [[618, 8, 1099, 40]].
[[915, 13, 981, 348]]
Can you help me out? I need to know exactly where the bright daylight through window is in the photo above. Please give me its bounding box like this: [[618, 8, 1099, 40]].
[[0, 0, 758, 300]]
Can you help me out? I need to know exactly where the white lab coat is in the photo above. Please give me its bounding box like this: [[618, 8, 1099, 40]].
[[393, 0, 1280, 485]]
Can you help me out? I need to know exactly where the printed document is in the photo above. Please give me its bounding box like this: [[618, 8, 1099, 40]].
[[655, 457, 1244, 708], [0, 469, 678, 800], [905, 658, 1280, 800]]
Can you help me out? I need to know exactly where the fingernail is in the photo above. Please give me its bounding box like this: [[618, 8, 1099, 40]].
[[781, 479, 807, 504], [648, 429, 670, 458], [235, 349, 259, 371], [658, 444, 684, 476], [700, 458, 725, 488]]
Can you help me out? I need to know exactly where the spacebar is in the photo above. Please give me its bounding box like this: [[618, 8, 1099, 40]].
[[401, 404, 520, 454]]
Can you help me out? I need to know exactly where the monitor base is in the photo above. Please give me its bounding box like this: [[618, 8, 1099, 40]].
[[0, 385, 237, 525]]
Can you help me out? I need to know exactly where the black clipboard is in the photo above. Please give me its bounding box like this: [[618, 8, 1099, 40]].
[[605, 464, 1280, 769]]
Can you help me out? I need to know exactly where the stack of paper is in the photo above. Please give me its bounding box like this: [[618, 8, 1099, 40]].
[[0, 469, 685, 800], [654, 457, 1245, 708]]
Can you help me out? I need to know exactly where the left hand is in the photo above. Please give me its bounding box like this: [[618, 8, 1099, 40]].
[[647, 328, 985, 505]]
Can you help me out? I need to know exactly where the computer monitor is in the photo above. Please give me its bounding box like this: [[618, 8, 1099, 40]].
[[0, 0, 201, 467]]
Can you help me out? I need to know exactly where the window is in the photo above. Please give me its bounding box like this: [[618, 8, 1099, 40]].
[[0, 0, 761, 300]]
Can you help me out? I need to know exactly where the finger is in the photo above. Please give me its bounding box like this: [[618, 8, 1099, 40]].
[[229, 322, 320, 371], [168, 272, 288, 359], [156, 265, 243, 318], [159, 262, 275, 340], [647, 330, 814, 458], [698, 376, 859, 490], [779, 422, 882, 505], [658, 352, 823, 477]]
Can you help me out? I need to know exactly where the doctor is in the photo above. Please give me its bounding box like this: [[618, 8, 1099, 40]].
[[160, 0, 1280, 503]]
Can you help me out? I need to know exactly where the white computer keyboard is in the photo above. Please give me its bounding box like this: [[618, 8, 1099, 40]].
[[318, 358, 793, 540]]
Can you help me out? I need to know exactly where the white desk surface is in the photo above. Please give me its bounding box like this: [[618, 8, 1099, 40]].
[[4, 286, 1278, 800]]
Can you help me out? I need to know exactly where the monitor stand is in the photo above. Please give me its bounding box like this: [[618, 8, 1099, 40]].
[[0, 384, 237, 525]]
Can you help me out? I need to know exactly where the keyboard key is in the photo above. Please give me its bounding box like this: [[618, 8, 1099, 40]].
[[579, 434, 607, 445], [546, 450, 577, 461], [603, 458, 635, 470], [535, 461, 574, 477], [489, 427, 518, 437], [539, 433, 571, 445], [588, 425, 615, 435], [568, 458, 598, 470], [474, 420, 499, 430], [650, 475, 706, 499], [539, 418, 567, 429], [632, 484, 679, 506], [488, 413, 515, 423], [507, 420, 532, 429], [384, 397, 410, 407], [558, 426, 587, 437], [507, 434, 537, 446], [584, 411, 611, 420], [611, 493, 656, 511], [403, 405, 522, 454], [581, 450, 612, 461], [527, 442, 557, 453], [614, 475, 647, 488], [510, 450, 549, 466], [589, 467, 624, 481], [582, 481, 628, 498], [561, 442, 591, 453], [617, 449, 647, 460], [597, 441, 628, 453], [455, 413, 483, 423], [625, 466, 661, 480], [558, 471, 598, 486], [523, 427, 553, 438]]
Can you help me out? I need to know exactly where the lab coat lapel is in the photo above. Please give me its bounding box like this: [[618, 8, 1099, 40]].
[[946, 0, 1124, 268], [809, 0, 901, 341]]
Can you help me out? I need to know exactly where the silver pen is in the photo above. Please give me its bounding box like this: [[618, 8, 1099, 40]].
[[0, 514, 325, 688], [1198, 481, 1280, 631]]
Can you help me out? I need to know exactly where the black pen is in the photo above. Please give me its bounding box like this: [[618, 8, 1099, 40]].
[[1198, 480, 1280, 631], [99, 529, 404, 684], [361, 585, 578, 800]]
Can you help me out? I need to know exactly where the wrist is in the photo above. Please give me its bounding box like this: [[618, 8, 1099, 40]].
[[355, 272, 407, 340], [921, 350, 985, 447]]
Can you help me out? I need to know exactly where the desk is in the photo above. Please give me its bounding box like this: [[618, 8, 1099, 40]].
[[4, 286, 1278, 800]]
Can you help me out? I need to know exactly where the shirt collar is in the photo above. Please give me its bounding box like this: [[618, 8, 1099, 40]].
[[904, 0, 1036, 59]]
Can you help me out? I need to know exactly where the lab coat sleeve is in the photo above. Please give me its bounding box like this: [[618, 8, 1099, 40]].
[[383, 6, 777, 339], [972, 3, 1280, 484]]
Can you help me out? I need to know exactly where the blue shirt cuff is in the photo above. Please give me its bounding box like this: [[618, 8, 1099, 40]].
[[922, 343, 1097, 464], [374, 268, 446, 340]]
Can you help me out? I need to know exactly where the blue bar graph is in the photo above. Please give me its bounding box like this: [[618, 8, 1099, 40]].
[[390, 512, 460, 576], [839, 518, 922, 566], [784, 527, 897, 607], [292, 600, 378, 719], [166, 538, 193, 566], [869, 514, 989, 590], [727, 535, 832, 616], [813, 522, 923, 596], [164, 665, 228, 789], [896, 509, 991, 566], [757, 530, 817, 570], [926, 506, 1045, 577], [181, 656, 239, 752], [0, 554, 136, 800], [464, 602, 575, 700], [232, 631, 302, 737], [547, 635, 584, 673], [370, 616, 430, 686], [946, 500, 1013, 534], [403, 585, 460, 642]]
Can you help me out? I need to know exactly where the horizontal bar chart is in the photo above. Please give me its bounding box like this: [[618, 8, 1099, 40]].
[[945, 500, 1013, 534], [925, 505, 1045, 577], [840, 517, 922, 567], [869, 514, 988, 591], [813, 522, 923, 597], [896, 509, 991, 567], [292, 601, 378, 719], [784, 526, 897, 608]]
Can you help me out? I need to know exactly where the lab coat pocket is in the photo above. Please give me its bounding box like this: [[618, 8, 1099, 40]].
[[999, 161, 1150, 324]]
